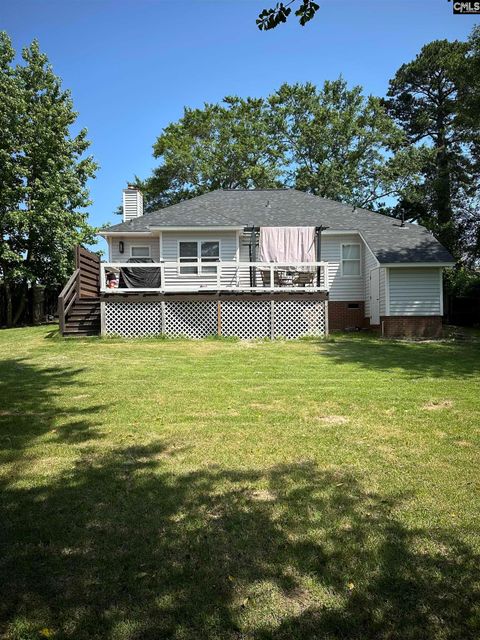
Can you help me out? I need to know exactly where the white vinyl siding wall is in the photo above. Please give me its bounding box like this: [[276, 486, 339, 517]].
[[109, 236, 160, 262], [122, 189, 144, 222], [321, 234, 364, 301], [379, 268, 387, 316], [162, 231, 238, 288], [363, 246, 378, 317], [388, 267, 442, 316]]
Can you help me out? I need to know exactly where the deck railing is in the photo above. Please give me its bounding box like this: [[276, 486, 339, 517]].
[[100, 261, 329, 293], [58, 268, 80, 333]]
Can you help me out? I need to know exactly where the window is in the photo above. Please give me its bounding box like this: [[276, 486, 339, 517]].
[[130, 245, 150, 258], [341, 244, 361, 276], [179, 241, 220, 275]]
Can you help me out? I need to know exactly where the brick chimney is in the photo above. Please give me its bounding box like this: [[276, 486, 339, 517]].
[[122, 185, 144, 222]]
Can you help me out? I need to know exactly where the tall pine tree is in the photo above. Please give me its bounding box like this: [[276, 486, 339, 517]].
[[386, 38, 479, 263]]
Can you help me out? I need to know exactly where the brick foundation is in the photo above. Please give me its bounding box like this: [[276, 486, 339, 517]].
[[380, 316, 443, 338], [328, 301, 366, 331]]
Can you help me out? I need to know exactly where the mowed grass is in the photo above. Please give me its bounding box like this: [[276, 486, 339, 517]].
[[0, 327, 479, 640]]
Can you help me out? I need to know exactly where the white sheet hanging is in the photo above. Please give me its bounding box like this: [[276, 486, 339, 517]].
[[258, 227, 316, 269]]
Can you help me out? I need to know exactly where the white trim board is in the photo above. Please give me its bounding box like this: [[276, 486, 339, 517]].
[[100, 232, 154, 237], [380, 262, 455, 268], [149, 226, 244, 231], [439, 269, 444, 316], [385, 267, 390, 316]]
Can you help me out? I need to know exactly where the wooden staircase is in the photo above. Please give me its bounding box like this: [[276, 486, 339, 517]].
[[63, 298, 100, 336], [58, 247, 101, 337]]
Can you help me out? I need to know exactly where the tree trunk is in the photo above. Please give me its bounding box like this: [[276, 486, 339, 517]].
[[12, 280, 28, 326], [32, 284, 45, 325], [5, 281, 13, 328], [434, 115, 456, 257]]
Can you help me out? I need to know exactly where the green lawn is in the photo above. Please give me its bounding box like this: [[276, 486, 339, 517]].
[[1, 327, 479, 640]]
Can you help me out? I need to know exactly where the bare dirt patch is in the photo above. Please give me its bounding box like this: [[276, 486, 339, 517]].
[[317, 415, 349, 425], [250, 489, 276, 502], [249, 400, 287, 412], [422, 400, 453, 411]]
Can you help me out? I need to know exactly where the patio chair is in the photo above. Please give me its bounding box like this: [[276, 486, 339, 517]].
[[260, 269, 282, 287], [293, 271, 316, 287]]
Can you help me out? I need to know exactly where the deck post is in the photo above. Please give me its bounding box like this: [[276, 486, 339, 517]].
[[160, 263, 165, 292], [217, 301, 222, 336], [316, 227, 321, 287], [58, 296, 65, 335], [249, 227, 258, 287], [270, 300, 275, 339], [161, 301, 166, 334], [324, 300, 329, 336], [100, 301, 106, 336]]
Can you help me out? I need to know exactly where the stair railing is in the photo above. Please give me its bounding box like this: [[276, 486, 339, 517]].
[[58, 268, 80, 334]]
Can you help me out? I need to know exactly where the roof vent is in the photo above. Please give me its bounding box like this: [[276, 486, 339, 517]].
[[400, 211, 406, 228], [122, 186, 144, 222], [265, 200, 271, 208]]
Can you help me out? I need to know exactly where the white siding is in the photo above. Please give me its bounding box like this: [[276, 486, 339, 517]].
[[110, 236, 160, 262], [363, 244, 378, 317], [379, 268, 387, 316], [123, 189, 144, 221], [162, 231, 239, 288], [239, 235, 253, 287], [322, 234, 364, 301], [388, 267, 442, 316]]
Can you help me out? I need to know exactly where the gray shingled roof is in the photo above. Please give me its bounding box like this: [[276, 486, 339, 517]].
[[102, 189, 454, 264]]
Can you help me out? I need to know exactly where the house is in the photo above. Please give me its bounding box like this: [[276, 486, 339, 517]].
[[58, 187, 455, 338]]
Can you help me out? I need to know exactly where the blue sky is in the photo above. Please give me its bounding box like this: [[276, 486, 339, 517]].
[[2, 0, 478, 252]]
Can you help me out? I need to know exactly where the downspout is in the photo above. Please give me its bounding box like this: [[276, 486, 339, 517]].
[[316, 226, 329, 287], [247, 226, 258, 287]]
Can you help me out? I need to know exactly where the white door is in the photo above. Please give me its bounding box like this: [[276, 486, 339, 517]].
[[369, 268, 380, 325]]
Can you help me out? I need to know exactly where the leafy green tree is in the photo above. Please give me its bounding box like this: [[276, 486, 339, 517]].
[[0, 33, 23, 325], [385, 38, 479, 263], [257, 0, 320, 30], [269, 79, 426, 208], [142, 96, 283, 211], [0, 33, 97, 325], [143, 80, 424, 214]]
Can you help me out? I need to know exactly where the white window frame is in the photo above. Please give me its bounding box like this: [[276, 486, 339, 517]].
[[177, 239, 221, 276], [341, 243, 361, 277], [130, 245, 151, 258]]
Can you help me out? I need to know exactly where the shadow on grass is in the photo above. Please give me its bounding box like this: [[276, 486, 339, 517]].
[[0, 359, 103, 461], [0, 359, 479, 639], [318, 335, 480, 379]]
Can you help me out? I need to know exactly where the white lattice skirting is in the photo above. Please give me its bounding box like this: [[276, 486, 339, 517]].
[[104, 300, 327, 339]]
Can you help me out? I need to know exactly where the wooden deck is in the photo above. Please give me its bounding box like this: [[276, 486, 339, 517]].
[[59, 248, 329, 338]]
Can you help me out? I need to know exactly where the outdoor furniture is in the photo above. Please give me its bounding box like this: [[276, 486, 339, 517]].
[[279, 271, 295, 287], [293, 271, 316, 287], [260, 269, 282, 287], [119, 257, 162, 289]]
